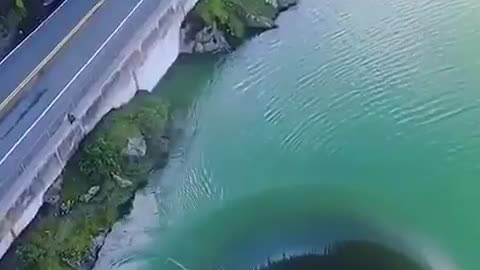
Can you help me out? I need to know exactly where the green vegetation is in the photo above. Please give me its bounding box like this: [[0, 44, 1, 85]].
[[15, 0, 25, 11], [193, 0, 278, 38], [15, 0, 27, 18], [15, 93, 171, 270]]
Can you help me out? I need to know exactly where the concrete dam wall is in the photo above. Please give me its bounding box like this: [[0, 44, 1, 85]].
[[0, 0, 198, 258]]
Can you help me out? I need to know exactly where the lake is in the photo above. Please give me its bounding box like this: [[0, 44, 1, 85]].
[[93, 0, 480, 269]]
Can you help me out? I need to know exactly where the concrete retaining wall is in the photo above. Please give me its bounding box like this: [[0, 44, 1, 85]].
[[0, 0, 198, 258]]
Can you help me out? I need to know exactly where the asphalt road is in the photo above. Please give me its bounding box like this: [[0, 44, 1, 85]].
[[0, 0, 99, 103], [0, 0, 163, 191]]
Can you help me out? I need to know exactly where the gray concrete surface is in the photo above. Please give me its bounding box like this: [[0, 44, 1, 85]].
[[0, 0, 100, 102], [0, 0, 146, 171]]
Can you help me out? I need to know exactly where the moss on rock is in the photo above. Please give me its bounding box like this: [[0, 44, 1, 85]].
[[188, 0, 296, 49]]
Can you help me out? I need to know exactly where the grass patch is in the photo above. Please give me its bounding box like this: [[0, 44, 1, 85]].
[[14, 0, 27, 18]]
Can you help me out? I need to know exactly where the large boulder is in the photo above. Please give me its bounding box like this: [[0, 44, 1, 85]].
[[77, 232, 107, 270], [80, 185, 101, 203], [193, 25, 230, 53], [147, 135, 170, 169], [112, 174, 133, 188], [123, 136, 147, 158], [59, 200, 74, 216], [44, 176, 63, 205], [265, 0, 279, 8], [244, 13, 276, 29]]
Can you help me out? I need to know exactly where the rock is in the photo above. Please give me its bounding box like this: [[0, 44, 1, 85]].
[[123, 136, 147, 158], [150, 135, 170, 157], [44, 176, 62, 205], [244, 13, 277, 29], [196, 27, 212, 43], [80, 185, 101, 203], [194, 42, 205, 53], [180, 25, 195, 53], [42, 0, 58, 7], [202, 39, 221, 52], [266, 0, 279, 8], [278, 0, 298, 11], [45, 193, 60, 206], [90, 232, 107, 254], [193, 25, 230, 53], [145, 134, 170, 168], [112, 174, 133, 188], [59, 200, 74, 216], [77, 232, 107, 270]]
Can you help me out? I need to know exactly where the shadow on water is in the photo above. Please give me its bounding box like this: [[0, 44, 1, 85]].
[[257, 240, 429, 270], [155, 186, 437, 270]]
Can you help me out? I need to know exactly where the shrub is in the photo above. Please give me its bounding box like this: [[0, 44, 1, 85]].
[[79, 136, 122, 183]]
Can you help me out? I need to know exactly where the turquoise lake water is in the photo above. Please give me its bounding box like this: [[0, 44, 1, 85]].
[[93, 0, 480, 269]]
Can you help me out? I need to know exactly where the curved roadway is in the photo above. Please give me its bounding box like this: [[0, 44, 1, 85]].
[[0, 0, 163, 190]]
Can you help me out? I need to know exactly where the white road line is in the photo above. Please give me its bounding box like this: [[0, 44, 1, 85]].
[[0, 0, 105, 113], [0, 0, 73, 67], [0, 0, 146, 167]]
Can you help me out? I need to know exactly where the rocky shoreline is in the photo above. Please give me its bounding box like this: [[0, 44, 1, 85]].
[[0, 0, 297, 269], [182, 0, 297, 54]]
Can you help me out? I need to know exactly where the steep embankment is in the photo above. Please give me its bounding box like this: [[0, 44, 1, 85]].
[[183, 0, 297, 53], [8, 93, 171, 270], [0, 0, 64, 59]]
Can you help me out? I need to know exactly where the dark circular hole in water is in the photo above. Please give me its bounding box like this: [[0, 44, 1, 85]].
[[256, 240, 428, 270]]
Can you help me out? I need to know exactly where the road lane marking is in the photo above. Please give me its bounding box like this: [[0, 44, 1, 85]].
[[0, 0, 73, 67], [0, 0, 106, 115], [0, 0, 146, 167]]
